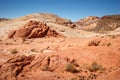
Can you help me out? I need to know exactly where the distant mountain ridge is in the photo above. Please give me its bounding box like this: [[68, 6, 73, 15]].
[[1, 13, 120, 33], [0, 18, 10, 22], [76, 15, 120, 33]]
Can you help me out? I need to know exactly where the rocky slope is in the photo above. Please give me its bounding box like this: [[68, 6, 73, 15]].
[[76, 15, 120, 33]]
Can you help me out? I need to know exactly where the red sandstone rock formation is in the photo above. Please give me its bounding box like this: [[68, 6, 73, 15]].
[[8, 21, 61, 38]]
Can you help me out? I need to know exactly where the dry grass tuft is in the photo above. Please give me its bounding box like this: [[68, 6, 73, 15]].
[[10, 48, 18, 54]]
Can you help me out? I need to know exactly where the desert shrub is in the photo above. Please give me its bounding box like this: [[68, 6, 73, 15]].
[[87, 62, 102, 72], [107, 42, 111, 47], [78, 76, 86, 80], [72, 62, 79, 67], [118, 48, 120, 50], [30, 48, 37, 52], [101, 36, 104, 38], [111, 35, 116, 39], [41, 65, 53, 72], [22, 38, 26, 42], [71, 77, 77, 80], [88, 40, 100, 46], [65, 63, 79, 73], [59, 29, 65, 32], [10, 48, 18, 54], [41, 65, 50, 71], [87, 74, 98, 80]]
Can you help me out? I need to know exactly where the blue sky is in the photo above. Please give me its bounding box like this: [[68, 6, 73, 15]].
[[0, 0, 120, 21]]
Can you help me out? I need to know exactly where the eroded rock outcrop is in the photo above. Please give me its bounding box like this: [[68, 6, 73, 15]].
[[0, 55, 34, 80], [88, 38, 111, 46], [8, 21, 61, 38]]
